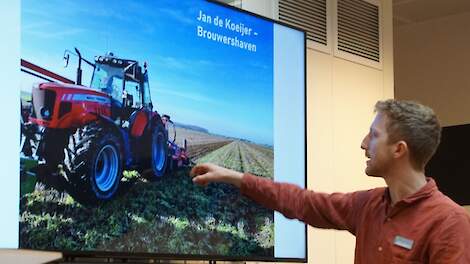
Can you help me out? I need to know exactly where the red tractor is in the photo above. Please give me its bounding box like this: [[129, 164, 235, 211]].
[[27, 48, 187, 203]]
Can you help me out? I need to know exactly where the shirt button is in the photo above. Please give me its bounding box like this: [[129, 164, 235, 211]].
[[378, 246, 383, 252], [386, 217, 391, 222]]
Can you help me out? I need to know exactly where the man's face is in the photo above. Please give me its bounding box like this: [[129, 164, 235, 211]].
[[162, 116, 168, 125], [361, 113, 395, 177]]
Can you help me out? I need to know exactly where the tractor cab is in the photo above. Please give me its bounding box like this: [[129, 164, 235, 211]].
[[89, 53, 152, 119]]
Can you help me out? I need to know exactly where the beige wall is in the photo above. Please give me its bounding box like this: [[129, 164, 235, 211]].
[[394, 11, 470, 127], [241, 0, 277, 19], [306, 0, 394, 263], [394, 10, 470, 208]]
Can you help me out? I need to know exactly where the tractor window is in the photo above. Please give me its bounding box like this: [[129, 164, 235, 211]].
[[90, 64, 123, 101], [143, 73, 152, 107], [124, 80, 142, 108]]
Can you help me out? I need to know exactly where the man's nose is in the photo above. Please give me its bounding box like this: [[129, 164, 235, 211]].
[[360, 135, 369, 150]]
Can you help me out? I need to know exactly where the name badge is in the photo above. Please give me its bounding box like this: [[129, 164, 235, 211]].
[[394, 235, 414, 250]]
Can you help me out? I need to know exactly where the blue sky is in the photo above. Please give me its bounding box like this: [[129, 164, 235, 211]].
[[21, 0, 274, 145]]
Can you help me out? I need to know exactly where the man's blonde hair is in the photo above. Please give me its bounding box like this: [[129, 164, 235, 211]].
[[375, 99, 441, 170]]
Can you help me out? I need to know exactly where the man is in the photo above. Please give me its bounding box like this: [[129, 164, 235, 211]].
[[190, 99, 470, 263], [161, 114, 170, 127]]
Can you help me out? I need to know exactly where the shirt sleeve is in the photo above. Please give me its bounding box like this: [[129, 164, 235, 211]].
[[428, 211, 470, 264], [240, 173, 371, 234]]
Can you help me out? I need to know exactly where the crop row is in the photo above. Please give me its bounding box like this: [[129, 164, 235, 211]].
[[196, 141, 273, 178], [187, 141, 233, 160], [238, 142, 273, 178]]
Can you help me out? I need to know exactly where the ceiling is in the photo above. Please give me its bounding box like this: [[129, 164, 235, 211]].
[[393, 0, 470, 27]]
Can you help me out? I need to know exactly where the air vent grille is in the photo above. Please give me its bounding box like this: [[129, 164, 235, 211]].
[[279, 0, 328, 45], [337, 0, 380, 62]]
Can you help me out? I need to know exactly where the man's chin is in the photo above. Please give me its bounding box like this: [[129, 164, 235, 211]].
[[365, 168, 382, 177]]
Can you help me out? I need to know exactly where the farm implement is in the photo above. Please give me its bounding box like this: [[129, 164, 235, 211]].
[[20, 48, 189, 204]]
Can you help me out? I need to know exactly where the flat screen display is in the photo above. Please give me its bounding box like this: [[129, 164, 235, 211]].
[[2, 0, 306, 261]]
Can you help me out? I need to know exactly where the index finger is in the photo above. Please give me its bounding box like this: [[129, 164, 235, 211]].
[[190, 163, 210, 177]]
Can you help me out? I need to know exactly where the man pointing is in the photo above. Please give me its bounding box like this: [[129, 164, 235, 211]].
[[191, 99, 470, 263]]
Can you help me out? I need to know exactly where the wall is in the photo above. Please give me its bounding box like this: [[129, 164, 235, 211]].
[[307, 2, 394, 261], [242, 0, 395, 263], [394, 11, 470, 127], [241, 0, 277, 19], [394, 11, 470, 211]]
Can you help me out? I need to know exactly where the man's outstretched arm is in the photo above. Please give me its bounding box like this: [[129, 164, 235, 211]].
[[191, 163, 370, 233]]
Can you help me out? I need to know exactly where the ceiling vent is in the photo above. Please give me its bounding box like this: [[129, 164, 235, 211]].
[[279, 0, 328, 46], [336, 0, 381, 63]]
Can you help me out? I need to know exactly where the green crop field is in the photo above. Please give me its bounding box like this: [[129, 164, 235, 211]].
[[196, 141, 274, 179], [19, 168, 274, 257]]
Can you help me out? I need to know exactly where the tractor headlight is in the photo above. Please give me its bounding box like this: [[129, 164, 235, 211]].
[[40, 107, 51, 119]]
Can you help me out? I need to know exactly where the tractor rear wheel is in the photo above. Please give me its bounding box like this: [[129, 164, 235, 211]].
[[65, 123, 123, 204], [145, 122, 168, 180], [151, 123, 168, 178]]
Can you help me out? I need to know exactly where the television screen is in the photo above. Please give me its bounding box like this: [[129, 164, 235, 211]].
[[3, 0, 306, 261]]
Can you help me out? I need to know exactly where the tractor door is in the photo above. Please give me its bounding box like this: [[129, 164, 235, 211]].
[[123, 79, 142, 109], [123, 66, 151, 138], [121, 63, 145, 120]]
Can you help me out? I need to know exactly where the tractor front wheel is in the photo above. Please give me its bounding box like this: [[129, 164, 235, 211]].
[[65, 123, 123, 204], [91, 140, 121, 196]]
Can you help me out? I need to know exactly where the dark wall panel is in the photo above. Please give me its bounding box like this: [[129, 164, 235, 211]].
[[426, 124, 470, 205]]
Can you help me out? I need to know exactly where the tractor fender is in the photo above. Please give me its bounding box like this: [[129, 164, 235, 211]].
[[94, 114, 132, 168], [129, 110, 149, 137]]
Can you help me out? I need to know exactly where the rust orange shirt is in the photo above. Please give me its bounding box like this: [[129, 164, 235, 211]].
[[240, 174, 470, 263]]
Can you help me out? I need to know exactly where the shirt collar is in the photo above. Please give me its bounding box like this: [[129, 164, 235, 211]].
[[382, 177, 437, 205]]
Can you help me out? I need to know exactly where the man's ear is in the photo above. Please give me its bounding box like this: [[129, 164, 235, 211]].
[[393, 140, 408, 158]]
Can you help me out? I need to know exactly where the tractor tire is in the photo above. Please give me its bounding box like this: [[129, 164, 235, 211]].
[[65, 123, 123, 204], [144, 122, 168, 180]]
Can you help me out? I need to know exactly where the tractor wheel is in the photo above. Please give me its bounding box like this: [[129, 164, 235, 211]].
[[146, 122, 168, 180], [65, 123, 123, 204]]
